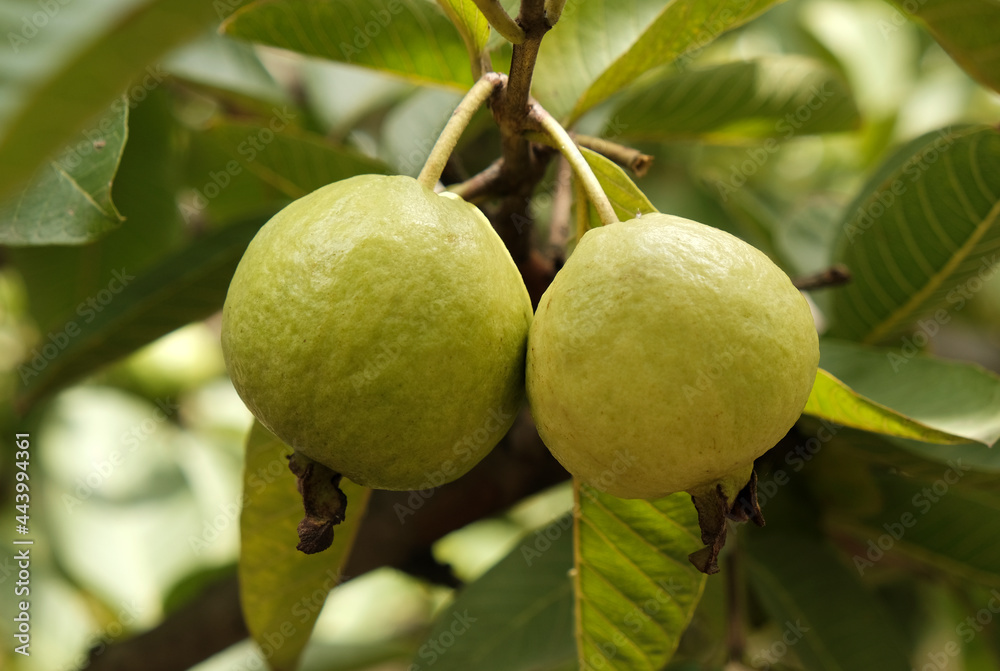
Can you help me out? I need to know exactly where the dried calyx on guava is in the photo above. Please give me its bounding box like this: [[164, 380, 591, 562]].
[[222, 174, 532, 552], [526, 213, 819, 573]]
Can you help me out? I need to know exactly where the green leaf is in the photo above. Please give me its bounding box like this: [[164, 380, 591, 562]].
[[240, 421, 372, 671], [15, 218, 265, 412], [834, 467, 1000, 587], [885, 0, 1000, 95], [10, 89, 185, 333], [802, 369, 968, 445], [829, 125, 1000, 343], [0, 99, 128, 245], [222, 0, 473, 90], [574, 483, 706, 671], [744, 528, 911, 671], [531, 0, 787, 123], [0, 0, 234, 201], [581, 147, 657, 228], [163, 30, 289, 107], [609, 56, 859, 142], [415, 514, 576, 670], [200, 119, 390, 198], [818, 339, 1000, 447], [436, 0, 491, 77]]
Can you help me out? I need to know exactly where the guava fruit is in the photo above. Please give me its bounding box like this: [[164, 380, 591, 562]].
[[526, 213, 818, 571], [222, 174, 532, 494]]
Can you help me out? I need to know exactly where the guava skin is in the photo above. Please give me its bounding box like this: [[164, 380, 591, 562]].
[[222, 174, 532, 491], [526, 213, 819, 500]]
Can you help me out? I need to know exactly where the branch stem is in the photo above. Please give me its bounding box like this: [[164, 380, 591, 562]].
[[543, 0, 567, 26], [472, 0, 526, 43], [417, 73, 505, 190], [531, 103, 618, 228]]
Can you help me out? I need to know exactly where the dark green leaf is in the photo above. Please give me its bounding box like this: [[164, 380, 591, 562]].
[[745, 527, 911, 670], [885, 0, 1000, 94], [0, 99, 128, 245], [834, 467, 1000, 587], [610, 56, 859, 142], [222, 0, 473, 89], [532, 0, 787, 122], [575, 484, 706, 671], [830, 125, 1000, 343], [15, 218, 265, 412], [240, 422, 371, 671], [818, 339, 1000, 446], [0, 0, 236, 200], [415, 514, 576, 670], [10, 89, 185, 332]]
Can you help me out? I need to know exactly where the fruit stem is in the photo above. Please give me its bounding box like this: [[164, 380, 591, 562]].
[[472, 0, 526, 44], [531, 103, 619, 228], [544, 0, 567, 25], [417, 72, 506, 191]]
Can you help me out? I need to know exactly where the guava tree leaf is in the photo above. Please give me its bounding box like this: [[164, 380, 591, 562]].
[[414, 514, 576, 670], [531, 0, 787, 123], [802, 369, 969, 445], [0, 0, 236, 201], [832, 468, 1000, 586], [581, 147, 657, 229], [436, 0, 491, 77], [744, 527, 911, 671], [241, 421, 372, 671], [199, 119, 390, 198], [609, 56, 859, 142], [829, 125, 1000, 343], [0, 99, 128, 245], [818, 339, 1000, 447], [222, 0, 473, 89], [575, 483, 706, 671], [884, 0, 1000, 95], [14, 218, 266, 412]]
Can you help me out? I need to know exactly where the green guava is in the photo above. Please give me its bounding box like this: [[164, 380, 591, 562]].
[[222, 174, 532, 491], [526, 213, 819, 504]]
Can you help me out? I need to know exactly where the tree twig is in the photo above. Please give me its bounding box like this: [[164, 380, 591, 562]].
[[472, 0, 526, 43], [792, 265, 851, 291], [548, 156, 573, 266]]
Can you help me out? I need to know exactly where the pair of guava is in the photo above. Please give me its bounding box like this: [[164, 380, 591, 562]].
[[221, 174, 818, 564]]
